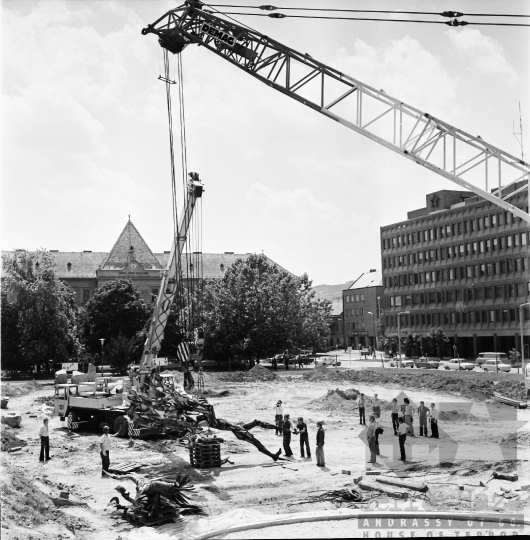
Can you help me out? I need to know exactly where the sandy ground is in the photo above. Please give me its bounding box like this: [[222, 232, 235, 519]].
[[1, 376, 529, 540]]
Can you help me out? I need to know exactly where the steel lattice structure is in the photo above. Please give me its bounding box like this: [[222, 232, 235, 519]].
[[142, 1, 530, 223]]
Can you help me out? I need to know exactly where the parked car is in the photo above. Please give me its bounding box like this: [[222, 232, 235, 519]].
[[315, 356, 341, 367], [414, 358, 440, 369], [441, 358, 475, 371], [385, 358, 414, 368], [482, 359, 511, 373], [475, 352, 509, 367]]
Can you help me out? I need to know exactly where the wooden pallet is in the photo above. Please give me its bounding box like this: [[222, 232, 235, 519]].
[[109, 461, 143, 474], [189, 440, 222, 468]]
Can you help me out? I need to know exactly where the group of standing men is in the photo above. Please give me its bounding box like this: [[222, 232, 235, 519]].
[[274, 400, 326, 466], [359, 394, 440, 463]]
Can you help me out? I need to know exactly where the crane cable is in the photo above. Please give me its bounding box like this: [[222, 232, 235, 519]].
[[214, 11, 530, 27]]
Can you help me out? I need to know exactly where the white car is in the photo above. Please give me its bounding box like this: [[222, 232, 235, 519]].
[[385, 358, 414, 368], [482, 359, 511, 373], [441, 358, 475, 371]]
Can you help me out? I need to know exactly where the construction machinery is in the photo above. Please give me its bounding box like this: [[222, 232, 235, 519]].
[[141, 0, 529, 223]]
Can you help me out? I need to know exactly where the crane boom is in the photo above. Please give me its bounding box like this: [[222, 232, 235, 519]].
[[140, 175, 204, 371], [142, 1, 529, 223]]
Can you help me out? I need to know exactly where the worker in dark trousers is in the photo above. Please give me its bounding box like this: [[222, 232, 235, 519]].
[[296, 416, 311, 459], [366, 415, 377, 464], [282, 414, 293, 457], [274, 400, 283, 436], [418, 401, 430, 436], [358, 393, 366, 425], [39, 418, 51, 462], [391, 398, 400, 435], [398, 417, 409, 461], [430, 403, 439, 438]]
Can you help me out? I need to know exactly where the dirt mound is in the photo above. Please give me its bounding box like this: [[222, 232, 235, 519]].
[[202, 389, 231, 397], [307, 387, 361, 412], [1, 381, 41, 398], [34, 395, 54, 406], [215, 364, 279, 383], [0, 460, 91, 534], [438, 410, 478, 422], [301, 369, 525, 402], [500, 431, 530, 446], [1, 428, 28, 452]]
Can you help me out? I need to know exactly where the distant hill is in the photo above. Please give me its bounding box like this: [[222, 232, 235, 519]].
[[312, 280, 356, 315]]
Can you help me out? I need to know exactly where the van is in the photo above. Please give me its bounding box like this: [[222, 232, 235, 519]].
[[476, 352, 509, 366]]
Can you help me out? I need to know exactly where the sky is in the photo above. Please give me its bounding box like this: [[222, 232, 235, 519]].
[[2, 0, 529, 285]]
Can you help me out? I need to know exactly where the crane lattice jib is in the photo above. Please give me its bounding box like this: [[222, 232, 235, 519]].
[[140, 178, 204, 371], [142, 2, 530, 223]]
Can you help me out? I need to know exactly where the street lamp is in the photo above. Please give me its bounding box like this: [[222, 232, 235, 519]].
[[520, 303, 530, 391], [397, 311, 410, 369], [99, 338, 105, 377]]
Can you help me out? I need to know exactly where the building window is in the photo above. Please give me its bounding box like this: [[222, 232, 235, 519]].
[[495, 286, 504, 298], [491, 214, 497, 226], [515, 258, 521, 272], [479, 241, 484, 253], [475, 288, 483, 300], [506, 235, 512, 248], [466, 266, 472, 278], [486, 263, 492, 276], [67, 262, 72, 272], [517, 283, 525, 296], [502, 309, 509, 322], [508, 284, 515, 297], [475, 311, 481, 323], [514, 234, 520, 247], [485, 287, 493, 299], [449, 268, 454, 280], [484, 216, 490, 229], [82, 289, 90, 304], [507, 259, 513, 273], [446, 290, 454, 302], [470, 220, 476, 232], [493, 238, 498, 250], [489, 310, 495, 322], [522, 232, 527, 246], [480, 264, 486, 276]]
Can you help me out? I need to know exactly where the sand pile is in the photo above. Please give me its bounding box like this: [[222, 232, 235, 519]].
[[1, 428, 28, 452], [215, 364, 278, 383], [307, 388, 361, 412]]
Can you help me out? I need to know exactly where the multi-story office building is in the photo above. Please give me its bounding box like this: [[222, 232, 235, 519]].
[[342, 270, 383, 349], [380, 182, 529, 358]]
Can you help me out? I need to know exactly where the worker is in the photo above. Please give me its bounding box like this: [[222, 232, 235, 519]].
[[372, 393, 381, 419], [282, 414, 293, 457], [366, 414, 377, 464], [403, 398, 415, 437], [418, 400, 430, 437], [296, 416, 311, 459], [374, 415, 382, 455], [398, 417, 410, 461], [390, 398, 400, 435], [315, 421, 325, 467], [100, 425, 111, 475], [284, 350, 289, 371], [39, 418, 51, 462], [429, 403, 439, 438], [358, 393, 366, 425], [274, 400, 283, 436]]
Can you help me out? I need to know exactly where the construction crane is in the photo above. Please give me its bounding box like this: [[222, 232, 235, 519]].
[[142, 0, 530, 223], [139, 173, 203, 372]]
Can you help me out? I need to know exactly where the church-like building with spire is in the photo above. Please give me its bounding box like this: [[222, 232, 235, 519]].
[[3, 220, 289, 306]]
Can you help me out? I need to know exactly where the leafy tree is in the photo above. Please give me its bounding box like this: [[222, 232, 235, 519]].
[[82, 279, 150, 355], [201, 254, 332, 363], [106, 333, 137, 373], [400, 330, 420, 358], [424, 327, 450, 358], [2, 250, 79, 373], [1, 292, 27, 373]]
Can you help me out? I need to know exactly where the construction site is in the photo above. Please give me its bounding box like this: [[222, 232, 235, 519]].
[[1, 0, 530, 538]]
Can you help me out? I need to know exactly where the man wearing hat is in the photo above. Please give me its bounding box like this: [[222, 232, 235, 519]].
[[100, 425, 112, 475]]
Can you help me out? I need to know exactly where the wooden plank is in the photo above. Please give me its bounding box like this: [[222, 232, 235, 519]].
[[358, 479, 408, 499]]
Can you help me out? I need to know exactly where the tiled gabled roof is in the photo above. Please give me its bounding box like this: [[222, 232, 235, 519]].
[[100, 220, 162, 271]]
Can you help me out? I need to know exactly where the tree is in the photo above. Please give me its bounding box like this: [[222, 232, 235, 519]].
[[201, 254, 332, 363], [424, 327, 450, 358], [1, 292, 26, 373], [106, 333, 137, 373], [400, 330, 420, 358], [82, 279, 150, 356], [2, 250, 80, 373]]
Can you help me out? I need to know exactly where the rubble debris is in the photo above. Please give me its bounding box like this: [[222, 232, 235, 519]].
[[288, 486, 376, 508], [1, 397, 9, 409], [491, 472, 518, 482], [215, 364, 278, 383], [356, 478, 408, 499], [105, 471, 204, 526], [189, 436, 222, 468], [1, 411, 22, 428], [492, 391, 528, 409], [109, 462, 144, 474], [1, 429, 28, 452], [301, 369, 526, 401]]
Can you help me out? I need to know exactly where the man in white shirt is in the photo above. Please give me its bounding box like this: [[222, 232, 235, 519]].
[[100, 425, 111, 474], [274, 400, 284, 435], [398, 417, 410, 461], [39, 418, 51, 462], [429, 403, 439, 438]]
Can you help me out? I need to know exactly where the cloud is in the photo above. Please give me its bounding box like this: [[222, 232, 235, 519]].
[[446, 29, 518, 85], [333, 36, 458, 119], [247, 182, 342, 231]]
